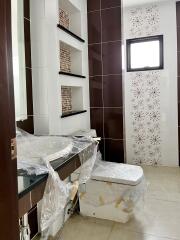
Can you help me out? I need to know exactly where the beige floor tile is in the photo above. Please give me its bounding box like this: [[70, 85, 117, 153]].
[[61, 214, 113, 240], [42, 166, 180, 240], [108, 225, 176, 240], [143, 166, 180, 202]]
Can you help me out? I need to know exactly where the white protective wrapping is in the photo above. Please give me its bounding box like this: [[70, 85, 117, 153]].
[[79, 152, 147, 222], [17, 128, 99, 239], [17, 128, 74, 175]]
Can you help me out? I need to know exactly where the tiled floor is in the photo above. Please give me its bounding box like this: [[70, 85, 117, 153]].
[[35, 166, 180, 240]]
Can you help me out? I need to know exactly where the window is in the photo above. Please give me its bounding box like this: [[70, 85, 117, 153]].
[[126, 35, 164, 72]]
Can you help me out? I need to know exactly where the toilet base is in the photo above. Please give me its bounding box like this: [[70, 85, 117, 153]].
[[80, 201, 134, 224]]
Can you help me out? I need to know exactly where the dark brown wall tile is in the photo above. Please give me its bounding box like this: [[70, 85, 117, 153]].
[[17, 1, 34, 134], [24, 20, 32, 68], [99, 138, 105, 159], [104, 108, 124, 139], [102, 7, 121, 42], [102, 41, 122, 75], [89, 76, 103, 107], [89, 43, 102, 76], [24, 0, 30, 19], [88, 11, 101, 44], [26, 68, 33, 115], [178, 125, 180, 165], [178, 53, 180, 78], [87, 0, 100, 12], [178, 78, 180, 101], [17, 116, 34, 134], [177, 2, 180, 26], [178, 102, 180, 124], [18, 193, 31, 218], [88, 0, 124, 162], [177, 27, 180, 51], [90, 108, 104, 137], [103, 75, 123, 107], [104, 139, 124, 163], [17, 69, 34, 134], [101, 0, 121, 9], [28, 206, 38, 239]]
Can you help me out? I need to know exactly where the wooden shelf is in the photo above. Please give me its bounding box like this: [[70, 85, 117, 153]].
[[59, 71, 86, 78], [61, 110, 87, 118], [57, 24, 85, 43]]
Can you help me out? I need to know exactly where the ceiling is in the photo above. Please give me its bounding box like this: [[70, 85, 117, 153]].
[[123, 0, 176, 7]]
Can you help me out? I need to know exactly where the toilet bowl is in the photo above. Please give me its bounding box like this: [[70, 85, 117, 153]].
[[79, 161, 145, 223]]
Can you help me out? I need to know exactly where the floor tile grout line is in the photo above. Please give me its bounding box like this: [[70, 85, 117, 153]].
[[114, 226, 179, 240], [147, 195, 180, 204], [106, 222, 116, 240]]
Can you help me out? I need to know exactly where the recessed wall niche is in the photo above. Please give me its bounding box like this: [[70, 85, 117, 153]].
[[59, 0, 82, 37], [61, 86, 84, 116], [59, 41, 82, 75]]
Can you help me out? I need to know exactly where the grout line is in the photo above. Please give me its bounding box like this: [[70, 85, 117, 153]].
[[116, 227, 179, 240], [101, 138, 124, 141], [89, 73, 122, 77], [100, 0, 106, 160], [30, 192, 32, 209], [90, 107, 123, 109], [24, 17, 31, 22], [88, 5, 121, 14], [31, 233, 40, 240], [106, 223, 115, 240], [88, 39, 122, 46], [28, 205, 37, 215], [26, 66, 32, 70]]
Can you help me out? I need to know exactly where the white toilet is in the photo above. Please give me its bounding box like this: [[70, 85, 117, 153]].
[[72, 129, 145, 223], [79, 161, 145, 223]]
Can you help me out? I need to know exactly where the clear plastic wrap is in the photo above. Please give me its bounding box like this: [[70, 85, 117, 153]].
[[79, 151, 147, 223], [40, 163, 71, 239], [39, 139, 98, 240], [17, 128, 74, 175], [17, 128, 99, 240]]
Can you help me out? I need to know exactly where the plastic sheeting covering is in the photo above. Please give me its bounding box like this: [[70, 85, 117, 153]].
[[17, 128, 74, 175], [17, 128, 98, 240], [79, 152, 147, 215]]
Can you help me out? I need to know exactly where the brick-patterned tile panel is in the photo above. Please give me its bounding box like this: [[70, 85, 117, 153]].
[[59, 9, 70, 29], [60, 42, 71, 73], [61, 86, 72, 113]]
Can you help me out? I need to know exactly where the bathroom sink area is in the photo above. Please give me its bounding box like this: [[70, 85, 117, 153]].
[[17, 134, 95, 201], [17, 136, 74, 164]]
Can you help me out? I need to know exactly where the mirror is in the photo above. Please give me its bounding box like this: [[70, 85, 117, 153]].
[[11, 0, 27, 121]]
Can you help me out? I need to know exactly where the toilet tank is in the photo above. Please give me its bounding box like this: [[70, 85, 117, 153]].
[[71, 129, 97, 138]]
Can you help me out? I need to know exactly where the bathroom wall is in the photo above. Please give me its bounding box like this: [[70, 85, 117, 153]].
[[31, 0, 90, 136], [17, 0, 34, 134], [87, 0, 125, 162], [123, 1, 179, 166], [176, 2, 180, 166]]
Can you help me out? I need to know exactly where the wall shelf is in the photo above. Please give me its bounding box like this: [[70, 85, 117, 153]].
[[61, 110, 87, 118], [59, 71, 86, 78], [59, 0, 82, 37], [57, 24, 85, 43]]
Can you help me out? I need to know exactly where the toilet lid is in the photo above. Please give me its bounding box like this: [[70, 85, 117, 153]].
[[91, 162, 144, 186]]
